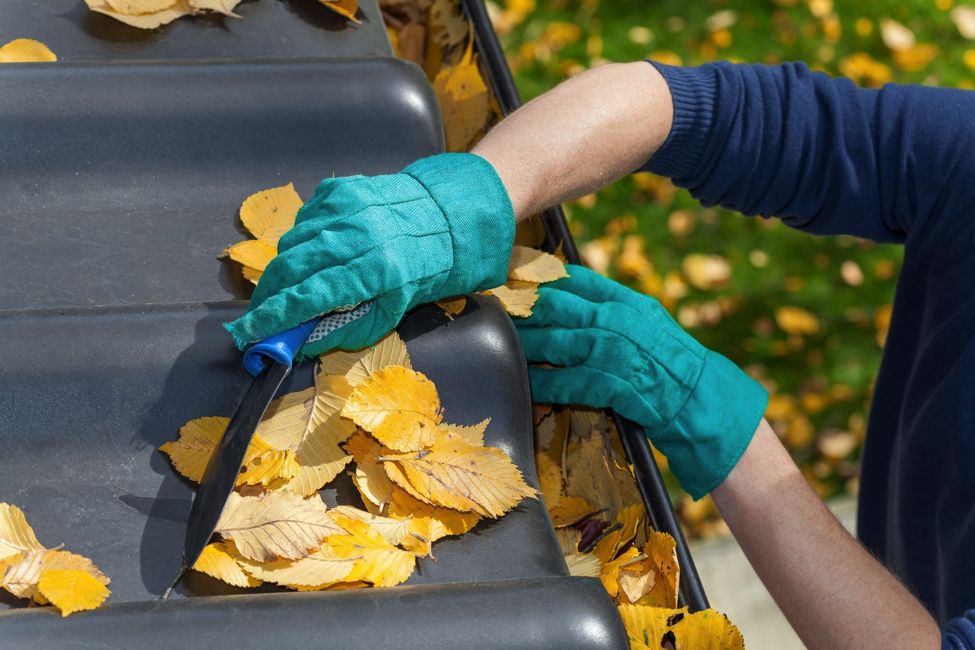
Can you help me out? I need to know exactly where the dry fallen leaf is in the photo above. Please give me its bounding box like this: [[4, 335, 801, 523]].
[[37, 570, 111, 617], [633, 530, 680, 609], [328, 515, 416, 587], [353, 447, 397, 513], [342, 366, 442, 453], [432, 38, 489, 152], [224, 184, 303, 285], [319, 331, 412, 386], [775, 306, 820, 335], [0, 504, 45, 562], [535, 452, 564, 507], [386, 486, 481, 541], [214, 490, 344, 562], [435, 296, 468, 319], [159, 417, 297, 487], [548, 495, 600, 527], [85, 0, 243, 29], [485, 280, 540, 317], [318, 0, 360, 22], [0, 39, 57, 63], [428, 0, 469, 48], [566, 430, 640, 524], [329, 506, 413, 547], [592, 504, 645, 566], [1, 549, 109, 606], [620, 604, 744, 650], [565, 553, 602, 578], [193, 542, 262, 588], [438, 418, 490, 446], [380, 435, 537, 517], [239, 542, 358, 588], [508, 245, 569, 283], [880, 17, 915, 51]]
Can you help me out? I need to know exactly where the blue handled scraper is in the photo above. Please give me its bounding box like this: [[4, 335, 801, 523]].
[[162, 303, 372, 598]]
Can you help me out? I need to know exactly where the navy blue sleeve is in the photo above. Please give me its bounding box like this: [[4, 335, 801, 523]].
[[944, 611, 975, 649], [642, 61, 975, 246]]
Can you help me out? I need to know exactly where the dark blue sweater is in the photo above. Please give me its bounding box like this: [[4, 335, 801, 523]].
[[643, 60, 975, 645]]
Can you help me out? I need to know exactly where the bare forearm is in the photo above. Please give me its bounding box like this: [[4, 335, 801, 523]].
[[472, 61, 673, 221], [711, 420, 940, 650]]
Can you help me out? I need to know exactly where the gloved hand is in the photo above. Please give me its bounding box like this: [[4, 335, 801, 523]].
[[515, 265, 768, 499], [225, 153, 514, 359]]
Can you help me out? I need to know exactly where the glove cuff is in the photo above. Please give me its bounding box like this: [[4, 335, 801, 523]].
[[403, 153, 515, 294], [656, 350, 769, 500]]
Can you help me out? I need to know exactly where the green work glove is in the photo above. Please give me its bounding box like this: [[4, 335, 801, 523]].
[[225, 153, 514, 358], [515, 265, 768, 499]]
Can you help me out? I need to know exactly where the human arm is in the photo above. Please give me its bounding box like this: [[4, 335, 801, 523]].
[[711, 418, 942, 650], [476, 59, 975, 245]]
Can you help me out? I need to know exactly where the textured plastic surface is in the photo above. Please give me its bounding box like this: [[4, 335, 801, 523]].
[[0, 0, 392, 62], [242, 317, 322, 375], [0, 58, 443, 311], [0, 298, 627, 648], [0, 577, 626, 650]]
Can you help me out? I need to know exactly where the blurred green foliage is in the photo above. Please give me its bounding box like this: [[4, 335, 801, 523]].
[[493, 0, 975, 530]]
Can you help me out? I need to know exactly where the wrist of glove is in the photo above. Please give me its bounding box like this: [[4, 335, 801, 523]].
[[225, 153, 514, 358], [515, 265, 768, 500]]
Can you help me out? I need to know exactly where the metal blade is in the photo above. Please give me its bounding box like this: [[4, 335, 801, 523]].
[[169, 358, 292, 593]]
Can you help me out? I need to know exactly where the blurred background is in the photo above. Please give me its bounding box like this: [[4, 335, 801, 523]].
[[487, 0, 975, 644]]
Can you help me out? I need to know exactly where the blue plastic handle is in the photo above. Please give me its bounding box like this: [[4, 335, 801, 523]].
[[242, 317, 321, 377]]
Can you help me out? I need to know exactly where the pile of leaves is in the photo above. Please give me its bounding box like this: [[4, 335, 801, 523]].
[[0, 504, 110, 616], [160, 330, 538, 589], [83, 0, 358, 28], [531, 407, 744, 648]]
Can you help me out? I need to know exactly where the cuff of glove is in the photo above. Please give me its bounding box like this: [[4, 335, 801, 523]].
[[403, 153, 515, 293], [656, 350, 769, 500]]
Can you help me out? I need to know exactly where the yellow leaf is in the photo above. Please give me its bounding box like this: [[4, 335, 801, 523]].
[[634, 531, 680, 609], [566, 430, 641, 523], [548, 495, 599, 527], [239, 542, 358, 588], [555, 527, 581, 556], [0, 504, 45, 562], [553, 240, 568, 264], [343, 429, 377, 463], [380, 435, 537, 517], [318, 0, 360, 22], [428, 0, 469, 48], [158, 417, 298, 487], [192, 542, 261, 588], [37, 570, 110, 617], [353, 447, 396, 512], [0, 39, 57, 63], [618, 604, 685, 648], [565, 553, 601, 578], [319, 331, 412, 387], [1, 549, 109, 604], [341, 366, 442, 452], [618, 556, 657, 604], [328, 515, 416, 587], [775, 306, 820, 335], [329, 506, 412, 546], [432, 40, 489, 152], [400, 516, 435, 557], [85, 0, 190, 29], [539, 408, 570, 464], [256, 373, 357, 495], [224, 240, 277, 276], [241, 264, 263, 285], [535, 452, 564, 507], [105, 0, 179, 12], [436, 296, 467, 319], [238, 184, 303, 248], [592, 504, 645, 566], [214, 491, 344, 562], [507, 245, 568, 283], [485, 280, 539, 317], [387, 486, 481, 540], [600, 547, 641, 598], [621, 605, 745, 650], [438, 418, 490, 446]]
